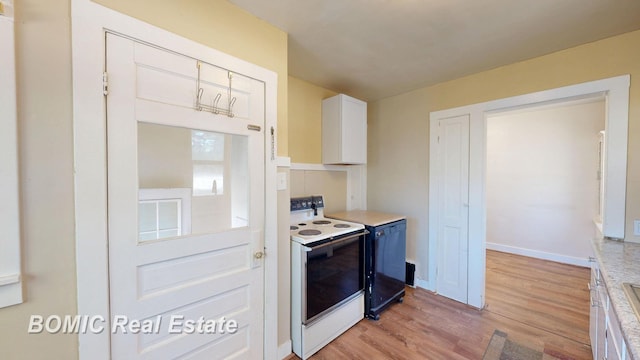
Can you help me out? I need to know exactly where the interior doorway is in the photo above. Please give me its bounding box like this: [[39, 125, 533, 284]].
[[485, 98, 605, 266], [428, 75, 629, 309]]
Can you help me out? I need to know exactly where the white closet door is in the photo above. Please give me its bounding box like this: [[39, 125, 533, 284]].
[[106, 33, 265, 360], [436, 115, 470, 304]]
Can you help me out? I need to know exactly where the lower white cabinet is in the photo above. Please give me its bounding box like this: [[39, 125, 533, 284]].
[[589, 258, 629, 360], [591, 260, 606, 360]]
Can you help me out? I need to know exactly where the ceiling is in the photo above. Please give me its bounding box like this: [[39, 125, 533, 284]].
[[229, 0, 640, 101]]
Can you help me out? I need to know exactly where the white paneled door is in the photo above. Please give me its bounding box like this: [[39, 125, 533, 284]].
[[436, 115, 470, 303], [106, 33, 265, 359]]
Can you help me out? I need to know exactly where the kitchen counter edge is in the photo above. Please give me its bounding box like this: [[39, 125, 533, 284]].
[[591, 236, 640, 360], [326, 210, 406, 227]]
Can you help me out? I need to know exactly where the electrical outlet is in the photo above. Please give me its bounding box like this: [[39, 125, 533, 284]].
[[635, 220, 640, 236]]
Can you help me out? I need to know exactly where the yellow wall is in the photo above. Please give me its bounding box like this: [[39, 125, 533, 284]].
[[93, 0, 289, 157], [425, 30, 640, 114], [433, 29, 640, 242], [369, 29, 640, 281], [288, 76, 337, 163]]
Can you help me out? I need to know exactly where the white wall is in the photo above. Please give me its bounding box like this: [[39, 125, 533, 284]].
[[486, 99, 605, 265]]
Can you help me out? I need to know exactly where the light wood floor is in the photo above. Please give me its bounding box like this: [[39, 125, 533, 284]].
[[292, 250, 592, 360]]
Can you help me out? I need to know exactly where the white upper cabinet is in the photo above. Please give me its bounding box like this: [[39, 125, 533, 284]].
[[322, 94, 367, 164]]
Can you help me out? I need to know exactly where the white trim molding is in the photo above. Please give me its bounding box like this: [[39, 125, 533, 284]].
[[429, 75, 630, 309], [277, 340, 292, 360], [0, 8, 22, 309], [0, 273, 20, 286], [275, 156, 291, 168], [71, 1, 279, 358]]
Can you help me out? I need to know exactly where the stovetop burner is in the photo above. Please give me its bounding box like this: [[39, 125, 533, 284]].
[[312, 220, 332, 225], [299, 229, 322, 236], [290, 195, 364, 245]]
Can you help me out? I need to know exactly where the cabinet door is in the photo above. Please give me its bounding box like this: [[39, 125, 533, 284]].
[[597, 285, 607, 360], [322, 94, 367, 164], [589, 264, 599, 359], [626, 344, 631, 360], [341, 96, 367, 164], [607, 337, 622, 360], [606, 297, 625, 360]]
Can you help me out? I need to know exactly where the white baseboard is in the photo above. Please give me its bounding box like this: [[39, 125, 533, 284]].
[[278, 340, 292, 360], [486, 242, 590, 267], [415, 278, 433, 292]]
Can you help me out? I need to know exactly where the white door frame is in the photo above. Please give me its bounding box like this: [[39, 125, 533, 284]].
[[428, 75, 629, 308], [71, 1, 279, 359]]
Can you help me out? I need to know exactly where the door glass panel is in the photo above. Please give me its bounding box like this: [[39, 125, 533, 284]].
[[193, 163, 224, 195], [158, 201, 180, 230], [139, 202, 158, 233], [137, 122, 249, 242]]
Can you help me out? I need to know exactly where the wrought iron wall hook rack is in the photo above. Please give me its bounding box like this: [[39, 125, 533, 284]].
[[195, 61, 237, 118]]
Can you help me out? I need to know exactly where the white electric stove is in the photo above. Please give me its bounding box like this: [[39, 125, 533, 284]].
[[290, 196, 365, 245], [290, 195, 366, 359]]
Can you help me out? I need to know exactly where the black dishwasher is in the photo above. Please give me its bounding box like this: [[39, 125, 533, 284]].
[[366, 219, 406, 319], [326, 211, 407, 320]]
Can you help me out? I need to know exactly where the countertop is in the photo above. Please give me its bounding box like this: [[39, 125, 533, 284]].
[[326, 210, 406, 227], [592, 236, 640, 360]]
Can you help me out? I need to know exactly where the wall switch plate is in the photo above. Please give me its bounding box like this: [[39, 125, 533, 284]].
[[635, 220, 640, 236], [276, 172, 287, 191]]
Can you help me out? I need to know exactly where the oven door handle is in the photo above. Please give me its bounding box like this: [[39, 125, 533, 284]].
[[302, 230, 369, 252]]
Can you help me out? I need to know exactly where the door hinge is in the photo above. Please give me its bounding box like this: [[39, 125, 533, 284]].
[[102, 72, 109, 96]]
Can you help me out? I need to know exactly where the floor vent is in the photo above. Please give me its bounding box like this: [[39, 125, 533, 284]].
[[405, 262, 415, 286]]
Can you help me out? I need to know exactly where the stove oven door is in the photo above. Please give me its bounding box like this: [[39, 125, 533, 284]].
[[303, 230, 365, 324]]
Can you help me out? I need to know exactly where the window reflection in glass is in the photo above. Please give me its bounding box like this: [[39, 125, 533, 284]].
[[138, 200, 181, 241], [137, 123, 249, 241], [192, 131, 225, 196]]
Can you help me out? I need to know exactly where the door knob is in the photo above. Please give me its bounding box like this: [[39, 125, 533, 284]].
[[254, 251, 264, 259]]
